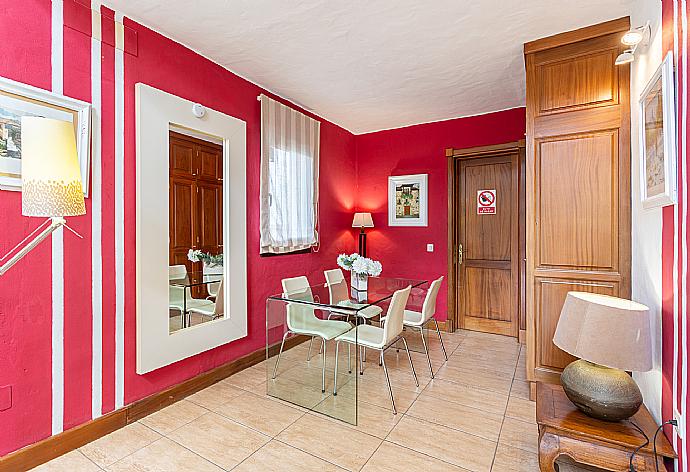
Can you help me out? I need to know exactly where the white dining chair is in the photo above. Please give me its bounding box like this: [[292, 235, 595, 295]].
[[324, 269, 383, 321], [273, 276, 352, 393], [188, 278, 224, 322], [333, 285, 417, 414], [169, 265, 214, 316], [381, 276, 447, 378]]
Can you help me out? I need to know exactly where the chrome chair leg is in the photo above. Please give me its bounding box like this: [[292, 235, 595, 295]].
[[321, 338, 327, 393], [359, 345, 364, 375], [348, 343, 352, 373], [272, 331, 290, 379], [333, 340, 340, 395], [419, 326, 434, 378], [433, 318, 448, 360], [401, 337, 419, 387], [307, 336, 314, 361], [380, 349, 396, 414]]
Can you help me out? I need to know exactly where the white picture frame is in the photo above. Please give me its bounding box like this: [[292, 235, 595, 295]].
[[388, 173, 428, 226], [0, 76, 91, 195], [640, 51, 677, 209]]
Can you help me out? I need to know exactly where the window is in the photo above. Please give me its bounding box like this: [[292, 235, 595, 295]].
[[259, 95, 320, 254]]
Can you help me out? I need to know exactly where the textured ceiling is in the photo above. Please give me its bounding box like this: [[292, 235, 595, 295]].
[[105, 0, 633, 134]]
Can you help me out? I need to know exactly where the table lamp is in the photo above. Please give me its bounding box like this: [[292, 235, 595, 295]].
[[352, 212, 374, 257], [0, 117, 86, 275], [553, 292, 652, 421]]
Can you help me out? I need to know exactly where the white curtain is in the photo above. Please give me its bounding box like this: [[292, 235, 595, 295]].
[[259, 95, 320, 254]]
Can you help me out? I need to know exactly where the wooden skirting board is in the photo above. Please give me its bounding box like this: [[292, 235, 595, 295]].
[[0, 335, 308, 472]]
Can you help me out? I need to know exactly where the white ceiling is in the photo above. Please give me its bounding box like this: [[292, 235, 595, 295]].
[[105, 0, 633, 134]]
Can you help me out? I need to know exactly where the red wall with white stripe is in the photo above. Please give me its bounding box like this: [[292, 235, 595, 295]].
[[0, 0, 358, 455]]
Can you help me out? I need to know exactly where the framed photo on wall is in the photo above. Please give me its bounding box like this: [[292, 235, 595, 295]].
[[388, 173, 428, 226], [0, 76, 91, 195], [639, 51, 677, 209]]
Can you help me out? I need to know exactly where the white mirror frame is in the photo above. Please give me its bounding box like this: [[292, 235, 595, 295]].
[[135, 83, 247, 374]]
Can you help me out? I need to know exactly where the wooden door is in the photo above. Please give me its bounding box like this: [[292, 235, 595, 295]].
[[457, 152, 519, 337], [524, 18, 631, 385]]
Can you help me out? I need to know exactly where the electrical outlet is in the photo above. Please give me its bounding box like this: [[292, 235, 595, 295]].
[[674, 407, 685, 440], [426, 244, 434, 252]]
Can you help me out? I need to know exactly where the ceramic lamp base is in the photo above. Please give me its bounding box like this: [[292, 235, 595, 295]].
[[561, 360, 642, 422]]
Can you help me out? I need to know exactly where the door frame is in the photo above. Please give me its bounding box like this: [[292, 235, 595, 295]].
[[446, 139, 526, 335]]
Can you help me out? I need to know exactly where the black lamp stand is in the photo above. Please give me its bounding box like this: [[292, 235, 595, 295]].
[[358, 228, 367, 258]]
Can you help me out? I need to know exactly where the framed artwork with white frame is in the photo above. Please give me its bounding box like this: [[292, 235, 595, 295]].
[[0, 76, 91, 195], [388, 173, 428, 226], [639, 51, 677, 209]]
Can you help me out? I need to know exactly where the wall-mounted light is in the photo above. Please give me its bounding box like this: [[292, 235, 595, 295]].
[[615, 22, 651, 65], [192, 103, 206, 118]]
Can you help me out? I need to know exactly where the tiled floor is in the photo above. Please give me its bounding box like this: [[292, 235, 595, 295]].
[[33, 329, 577, 472]]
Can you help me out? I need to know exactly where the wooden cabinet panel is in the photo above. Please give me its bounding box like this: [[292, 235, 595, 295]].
[[525, 19, 630, 387], [170, 178, 195, 250], [170, 137, 195, 177], [199, 145, 222, 181], [538, 50, 617, 114], [464, 161, 512, 261], [535, 279, 616, 373], [537, 131, 617, 270], [198, 182, 222, 250]]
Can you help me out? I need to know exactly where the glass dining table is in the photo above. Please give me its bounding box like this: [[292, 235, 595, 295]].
[[265, 275, 428, 425], [169, 271, 223, 329]]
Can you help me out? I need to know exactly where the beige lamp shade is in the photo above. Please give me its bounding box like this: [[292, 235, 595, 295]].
[[352, 212, 374, 228], [553, 292, 652, 372], [21, 117, 86, 217]]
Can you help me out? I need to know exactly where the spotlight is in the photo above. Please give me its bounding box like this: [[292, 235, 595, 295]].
[[615, 50, 635, 65]]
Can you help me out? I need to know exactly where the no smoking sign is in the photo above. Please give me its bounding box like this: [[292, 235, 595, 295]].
[[477, 189, 496, 215]]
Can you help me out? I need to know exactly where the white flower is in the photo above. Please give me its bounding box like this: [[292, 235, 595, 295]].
[[337, 253, 351, 269], [367, 259, 382, 277], [187, 249, 201, 263], [351, 257, 369, 275]]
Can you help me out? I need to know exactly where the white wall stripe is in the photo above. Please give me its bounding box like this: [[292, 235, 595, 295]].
[[91, 0, 103, 419], [114, 11, 125, 410], [672, 1, 680, 462], [50, 0, 64, 436], [679, 0, 688, 466]]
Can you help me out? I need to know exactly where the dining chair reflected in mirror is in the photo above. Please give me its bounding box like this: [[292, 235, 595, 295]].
[[188, 278, 224, 321], [333, 285, 417, 414], [324, 268, 383, 322], [381, 276, 447, 378], [168, 265, 214, 319], [273, 276, 352, 393]]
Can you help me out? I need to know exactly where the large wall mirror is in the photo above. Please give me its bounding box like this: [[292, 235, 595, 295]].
[[136, 83, 247, 374]]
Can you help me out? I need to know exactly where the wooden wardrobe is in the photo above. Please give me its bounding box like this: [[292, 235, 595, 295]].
[[524, 18, 631, 391]]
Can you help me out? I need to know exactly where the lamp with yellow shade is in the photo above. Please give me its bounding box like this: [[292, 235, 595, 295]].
[[0, 117, 86, 275]]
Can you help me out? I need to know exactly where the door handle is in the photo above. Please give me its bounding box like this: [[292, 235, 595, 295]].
[[458, 244, 463, 265]]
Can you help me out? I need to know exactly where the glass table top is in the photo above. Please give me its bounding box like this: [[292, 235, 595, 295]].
[[169, 271, 223, 288], [268, 275, 428, 312]]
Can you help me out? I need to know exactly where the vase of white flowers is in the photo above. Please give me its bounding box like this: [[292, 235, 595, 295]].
[[188, 249, 224, 274], [336, 253, 382, 292]]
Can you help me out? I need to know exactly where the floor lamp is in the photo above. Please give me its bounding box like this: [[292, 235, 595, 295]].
[[0, 117, 86, 276], [352, 212, 374, 257]]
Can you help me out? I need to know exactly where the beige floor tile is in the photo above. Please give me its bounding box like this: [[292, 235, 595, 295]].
[[31, 450, 100, 472], [498, 417, 539, 454], [407, 393, 504, 441], [422, 378, 509, 416], [313, 399, 401, 438], [107, 437, 223, 472], [387, 416, 496, 472], [357, 381, 419, 414], [224, 364, 270, 391], [186, 380, 245, 410], [213, 390, 304, 436], [80, 422, 161, 468], [435, 364, 512, 394], [362, 441, 469, 472], [234, 440, 345, 471], [510, 379, 532, 401], [446, 356, 516, 375], [491, 443, 539, 472], [139, 399, 208, 435], [167, 412, 269, 469], [505, 396, 536, 424], [277, 413, 382, 471]]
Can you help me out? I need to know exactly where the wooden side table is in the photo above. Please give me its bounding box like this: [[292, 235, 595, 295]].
[[536, 383, 676, 471]]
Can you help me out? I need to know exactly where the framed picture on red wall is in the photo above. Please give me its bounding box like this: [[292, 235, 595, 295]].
[[388, 173, 428, 226]]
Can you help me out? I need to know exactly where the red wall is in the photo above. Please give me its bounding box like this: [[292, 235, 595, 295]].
[[0, 0, 357, 455], [354, 109, 526, 320]]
